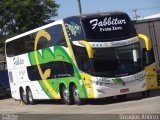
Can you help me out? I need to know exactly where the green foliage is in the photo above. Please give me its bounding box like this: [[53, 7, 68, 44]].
[[0, 0, 59, 58], [0, 0, 59, 34]]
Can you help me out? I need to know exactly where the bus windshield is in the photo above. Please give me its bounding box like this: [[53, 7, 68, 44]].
[[92, 43, 143, 77]]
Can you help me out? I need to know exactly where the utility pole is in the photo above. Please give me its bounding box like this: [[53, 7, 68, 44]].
[[132, 9, 140, 20], [77, 0, 82, 15]]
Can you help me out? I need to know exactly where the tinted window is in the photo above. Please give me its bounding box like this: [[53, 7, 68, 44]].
[[92, 43, 143, 77], [27, 61, 74, 81], [81, 13, 136, 41], [72, 45, 92, 74], [6, 24, 67, 57], [143, 48, 155, 66], [37, 36, 48, 50], [6, 35, 34, 57], [47, 25, 67, 47]]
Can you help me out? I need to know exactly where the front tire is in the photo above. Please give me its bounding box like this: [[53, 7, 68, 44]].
[[26, 88, 35, 105]]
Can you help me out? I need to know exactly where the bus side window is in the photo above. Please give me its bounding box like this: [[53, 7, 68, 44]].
[[47, 25, 67, 47], [6, 38, 26, 57], [25, 35, 35, 53], [55, 61, 74, 78], [7, 33, 35, 57], [37, 37, 48, 50], [143, 48, 155, 66], [73, 46, 91, 73], [27, 65, 41, 81]]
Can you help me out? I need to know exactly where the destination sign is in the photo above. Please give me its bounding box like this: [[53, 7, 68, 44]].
[[81, 13, 136, 41]]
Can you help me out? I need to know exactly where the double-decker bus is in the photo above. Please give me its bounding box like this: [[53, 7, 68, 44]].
[[5, 12, 158, 105]]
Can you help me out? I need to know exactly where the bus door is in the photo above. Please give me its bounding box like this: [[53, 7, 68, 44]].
[[139, 34, 158, 90], [143, 48, 158, 90]]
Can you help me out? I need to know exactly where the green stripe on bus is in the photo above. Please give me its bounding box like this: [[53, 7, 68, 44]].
[[28, 46, 87, 99]]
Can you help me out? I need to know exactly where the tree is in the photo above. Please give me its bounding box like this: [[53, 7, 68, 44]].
[[0, 0, 59, 34], [0, 0, 59, 58]]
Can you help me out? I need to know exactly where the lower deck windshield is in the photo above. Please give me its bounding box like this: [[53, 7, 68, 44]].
[[92, 42, 143, 77]]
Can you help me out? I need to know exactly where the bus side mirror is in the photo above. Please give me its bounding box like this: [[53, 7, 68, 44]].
[[138, 34, 151, 51], [78, 40, 94, 58]]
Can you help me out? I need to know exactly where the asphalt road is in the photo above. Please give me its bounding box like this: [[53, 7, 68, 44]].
[[0, 89, 160, 120]]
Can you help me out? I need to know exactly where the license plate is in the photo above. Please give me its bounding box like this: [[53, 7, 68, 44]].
[[120, 88, 129, 93]]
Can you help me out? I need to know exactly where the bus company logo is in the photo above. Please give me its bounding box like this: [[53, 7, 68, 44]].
[[110, 38, 139, 47], [65, 22, 81, 36], [13, 57, 24, 67], [90, 17, 126, 30], [111, 41, 128, 47]]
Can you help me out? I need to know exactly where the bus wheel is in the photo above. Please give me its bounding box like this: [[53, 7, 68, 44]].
[[60, 85, 72, 105], [26, 88, 35, 105], [72, 84, 83, 105], [20, 88, 27, 104]]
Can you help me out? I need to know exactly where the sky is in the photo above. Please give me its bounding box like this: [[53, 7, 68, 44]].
[[55, 0, 160, 20]]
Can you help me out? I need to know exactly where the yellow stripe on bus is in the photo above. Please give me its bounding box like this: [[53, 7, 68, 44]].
[[34, 30, 60, 99], [62, 23, 77, 66], [80, 72, 95, 98], [145, 63, 158, 90], [78, 41, 94, 58]]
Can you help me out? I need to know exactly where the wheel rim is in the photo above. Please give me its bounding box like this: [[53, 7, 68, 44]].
[[21, 90, 26, 102], [73, 86, 79, 102], [28, 90, 33, 102], [62, 87, 69, 102]]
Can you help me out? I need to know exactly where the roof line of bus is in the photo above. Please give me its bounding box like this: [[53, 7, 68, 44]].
[[5, 11, 127, 43], [63, 11, 126, 19], [5, 19, 64, 43], [78, 11, 126, 18]]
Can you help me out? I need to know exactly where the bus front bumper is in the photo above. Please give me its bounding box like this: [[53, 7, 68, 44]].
[[91, 77, 146, 98]]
